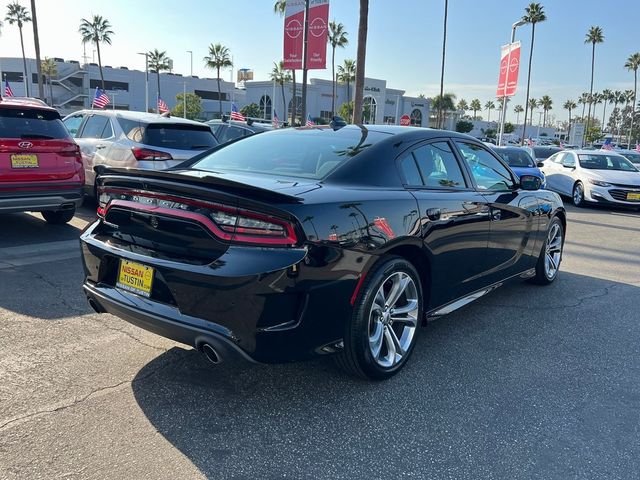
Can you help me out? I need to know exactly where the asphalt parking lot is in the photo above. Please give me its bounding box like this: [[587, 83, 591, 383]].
[[1, 201, 639, 480]]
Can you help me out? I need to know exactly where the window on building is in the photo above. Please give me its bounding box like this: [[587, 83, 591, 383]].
[[410, 109, 422, 127], [194, 89, 228, 101], [383, 116, 396, 124], [89, 79, 129, 91], [288, 96, 303, 123], [259, 95, 272, 119], [320, 110, 333, 120], [3, 72, 25, 83], [362, 96, 377, 124]]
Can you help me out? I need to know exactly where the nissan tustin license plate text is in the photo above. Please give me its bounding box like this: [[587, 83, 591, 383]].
[[116, 259, 154, 297]]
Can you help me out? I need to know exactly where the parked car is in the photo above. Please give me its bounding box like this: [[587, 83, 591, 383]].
[[63, 110, 217, 196], [0, 97, 84, 224], [81, 125, 566, 380], [523, 145, 562, 163], [540, 149, 640, 208], [207, 118, 273, 145], [490, 146, 546, 187], [617, 149, 640, 167]]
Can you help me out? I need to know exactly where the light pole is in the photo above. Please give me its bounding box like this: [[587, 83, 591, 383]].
[[536, 110, 544, 139], [187, 50, 193, 77], [137, 52, 149, 113], [498, 19, 526, 146]]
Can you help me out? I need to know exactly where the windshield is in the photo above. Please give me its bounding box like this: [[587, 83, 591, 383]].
[[192, 127, 387, 180], [0, 108, 69, 139], [533, 147, 561, 159], [621, 152, 640, 165], [495, 149, 535, 167], [578, 154, 638, 171]]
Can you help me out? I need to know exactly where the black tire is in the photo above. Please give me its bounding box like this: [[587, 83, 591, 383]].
[[572, 181, 585, 207], [335, 256, 424, 380], [42, 209, 75, 225], [530, 216, 564, 285]]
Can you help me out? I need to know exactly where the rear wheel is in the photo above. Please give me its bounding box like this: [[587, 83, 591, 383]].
[[42, 209, 75, 225], [531, 216, 564, 285], [336, 256, 423, 380], [572, 182, 585, 207]]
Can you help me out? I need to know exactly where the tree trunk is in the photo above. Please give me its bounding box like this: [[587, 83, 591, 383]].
[[346, 78, 350, 104], [586, 42, 595, 136], [157, 71, 161, 107], [516, 111, 520, 125], [438, 0, 448, 129], [49, 77, 53, 106], [281, 82, 286, 122], [487, 109, 491, 123], [331, 44, 336, 116], [217, 67, 222, 116], [568, 109, 572, 139], [18, 27, 30, 97], [352, 0, 369, 124], [602, 101, 607, 132], [30, 0, 44, 100], [521, 24, 536, 145], [96, 39, 105, 91], [291, 70, 297, 125], [629, 69, 637, 147]]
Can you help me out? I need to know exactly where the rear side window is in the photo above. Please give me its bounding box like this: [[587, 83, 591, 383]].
[[80, 115, 111, 139], [0, 108, 69, 139], [143, 124, 217, 151], [399, 154, 423, 186]]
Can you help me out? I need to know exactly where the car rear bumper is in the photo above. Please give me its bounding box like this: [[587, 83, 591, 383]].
[[0, 187, 83, 214]]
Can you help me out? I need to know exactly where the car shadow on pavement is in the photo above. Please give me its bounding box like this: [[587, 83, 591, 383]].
[[131, 271, 640, 479], [0, 212, 84, 247]]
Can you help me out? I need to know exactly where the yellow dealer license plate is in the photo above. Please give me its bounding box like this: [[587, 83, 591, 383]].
[[11, 154, 38, 168], [116, 260, 154, 297], [626, 192, 640, 201]]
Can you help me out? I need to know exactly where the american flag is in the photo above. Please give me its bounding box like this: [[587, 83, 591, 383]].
[[92, 87, 110, 109], [272, 110, 279, 128], [305, 114, 315, 127], [601, 137, 614, 150], [635, 144, 640, 153], [157, 97, 169, 114], [230, 103, 245, 121], [4, 79, 14, 97]]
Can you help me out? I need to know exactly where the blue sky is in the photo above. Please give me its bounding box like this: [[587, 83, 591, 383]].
[[0, 0, 637, 122]]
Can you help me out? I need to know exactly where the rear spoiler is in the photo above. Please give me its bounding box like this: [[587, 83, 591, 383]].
[[94, 166, 303, 204]]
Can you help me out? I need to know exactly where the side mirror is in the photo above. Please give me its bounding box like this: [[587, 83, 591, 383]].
[[536, 161, 545, 168], [520, 174, 542, 191]]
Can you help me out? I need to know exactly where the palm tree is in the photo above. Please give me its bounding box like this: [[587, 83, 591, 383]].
[[328, 21, 348, 116], [470, 99, 481, 120], [457, 99, 468, 116], [590, 93, 602, 126], [337, 59, 356, 103], [600, 88, 613, 131], [30, 0, 43, 99], [584, 25, 604, 133], [148, 49, 171, 108], [563, 100, 577, 139], [484, 100, 496, 123], [5, 2, 32, 96], [496, 97, 507, 123], [437, 0, 449, 129], [352, 0, 369, 124], [514, 104, 524, 125], [41, 57, 57, 106], [432, 93, 456, 127], [203, 43, 233, 117], [520, 2, 547, 144], [539, 95, 552, 126], [270, 60, 291, 120], [528, 98, 538, 125], [578, 92, 590, 120], [274, 0, 297, 125], [624, 52, 640, 146], [78, 15, 114, 91]]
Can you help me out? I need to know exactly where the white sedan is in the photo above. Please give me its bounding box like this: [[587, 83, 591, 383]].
[[540, 149, 640, 208]]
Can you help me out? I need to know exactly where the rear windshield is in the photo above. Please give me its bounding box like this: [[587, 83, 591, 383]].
[[533, 147, 561, 159], [495, 149, 535, 167], [192, 127, 388, 180], [578, 154, 638, 171], [0, 108, 69, 139], [117, 118, 217, 151], [621, 152, 640, 164]]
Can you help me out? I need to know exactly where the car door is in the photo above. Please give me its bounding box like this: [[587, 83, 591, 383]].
[[453, 140, 540, 283], [540, 152, 564, 193], [399, 140, 493, 307], [76, 114, 115, 189], [557, 152, 578, 196]]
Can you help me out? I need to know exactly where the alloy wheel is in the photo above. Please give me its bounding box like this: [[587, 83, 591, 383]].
[[544, 222, 563, 279], [368, 272, 419, 368], [573, 183, 584, 206]]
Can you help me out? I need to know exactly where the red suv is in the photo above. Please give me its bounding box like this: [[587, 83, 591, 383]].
[[0, 97, 84, 224]]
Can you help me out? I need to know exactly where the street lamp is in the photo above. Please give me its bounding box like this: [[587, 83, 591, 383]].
[[187, 50, 193, 77], [137, 52, 149, 113], [498, 19, 527, 146]]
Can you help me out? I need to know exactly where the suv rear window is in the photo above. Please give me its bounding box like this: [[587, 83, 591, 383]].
[[143, 124, 217, 151], [532, 147, 561, 159], [0, 108, 69, 139]]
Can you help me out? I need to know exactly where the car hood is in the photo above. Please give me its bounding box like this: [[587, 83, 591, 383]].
[[583, 169, 640, 186]]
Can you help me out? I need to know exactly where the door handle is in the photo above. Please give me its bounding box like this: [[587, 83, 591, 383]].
[[96, 144, 106, 149], [426, 208, 441, 221]]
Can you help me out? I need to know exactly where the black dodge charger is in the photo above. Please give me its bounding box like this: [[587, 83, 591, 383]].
[[81, 125, 566, 380]]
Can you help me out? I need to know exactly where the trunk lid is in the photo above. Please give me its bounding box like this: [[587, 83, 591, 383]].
[[0, 139, 81, 183]]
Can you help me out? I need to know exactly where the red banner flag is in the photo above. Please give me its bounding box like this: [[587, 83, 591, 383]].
[[283, 0, 305, 70], [496, 41, 521, 97], [306, 0, 330, 69]]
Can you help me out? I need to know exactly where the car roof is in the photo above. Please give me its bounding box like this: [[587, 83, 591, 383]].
[[207, 119, 274, 131], [568, 149, 625, 155], [66, 109, 207, 126], [0, 96, 57, 112]]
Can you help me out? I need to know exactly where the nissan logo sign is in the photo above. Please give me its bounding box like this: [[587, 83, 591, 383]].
[[18, 141, 33, 149]]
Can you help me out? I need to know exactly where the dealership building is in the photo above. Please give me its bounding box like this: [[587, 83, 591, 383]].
[[0, 56, 430, 126]]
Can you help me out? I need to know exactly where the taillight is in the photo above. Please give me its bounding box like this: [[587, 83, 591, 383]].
[[131, 147, 173, 161], [97, 187, 298, 246], [60, 143, 84, 181]]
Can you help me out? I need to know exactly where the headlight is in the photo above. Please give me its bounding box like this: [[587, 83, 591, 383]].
[[588, 179, 611, 187]]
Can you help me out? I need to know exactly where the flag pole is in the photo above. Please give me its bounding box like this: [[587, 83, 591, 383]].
[[183, 81, 186, 119]]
